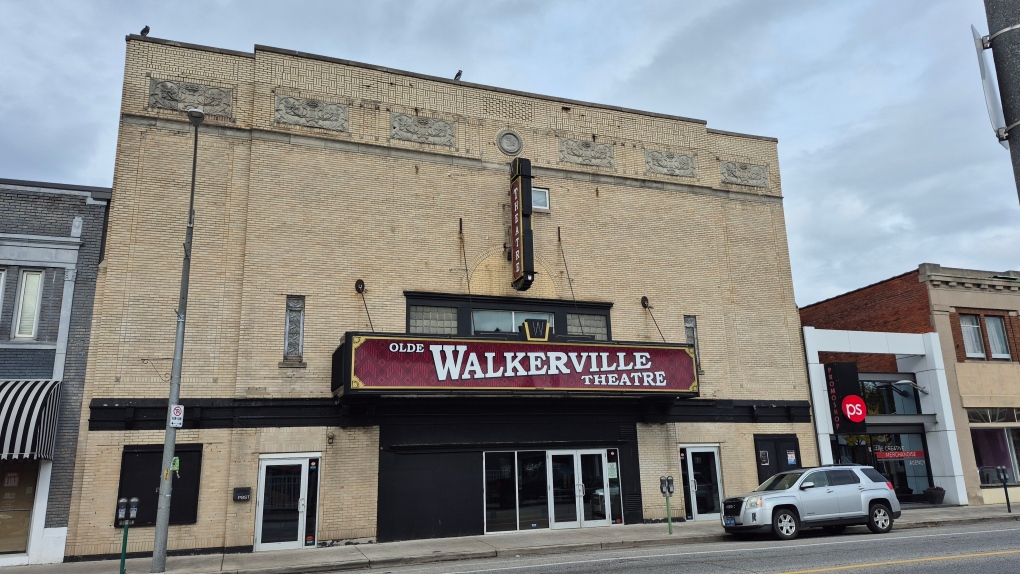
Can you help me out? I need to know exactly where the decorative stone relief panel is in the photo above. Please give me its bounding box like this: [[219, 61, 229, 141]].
[[558, 139, 613, 168], [720, 161, 768, 187], [275, 95, 348, 131], [646, 150, 696, 177], [148, 78, 233, 117], [390, 114, 456, 146]]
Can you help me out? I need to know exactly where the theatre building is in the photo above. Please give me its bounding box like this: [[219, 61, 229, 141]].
[[65, 34, 815, 558]]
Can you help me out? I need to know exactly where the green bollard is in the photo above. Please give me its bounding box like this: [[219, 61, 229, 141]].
[[120, 520, 130, 574], [666, 493, 673, 534]]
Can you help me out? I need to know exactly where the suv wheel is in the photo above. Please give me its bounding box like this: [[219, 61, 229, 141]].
[[867, 503, 893, 534], [772, 508, 800, 540]]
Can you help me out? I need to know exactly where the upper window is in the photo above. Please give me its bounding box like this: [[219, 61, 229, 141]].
[[473, 310, 553, 335], [959, 312, 1012, 361], [404, 293, 612, 341], [283, 295, 305, 361], [986, 316, 1010, 359], [13, 270, 43, 339], [827, 469, 860, 486], [532, 187, 550, 211], [960, 314, 986, 358]]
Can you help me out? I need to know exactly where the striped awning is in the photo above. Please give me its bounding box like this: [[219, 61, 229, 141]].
[[0, 380, 61, 460]]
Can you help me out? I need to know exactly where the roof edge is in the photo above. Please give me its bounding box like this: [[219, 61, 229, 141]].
[[706, 127, 778, 143], [125, 34, 255, 58], [0, 178, 112, 200], [799, 268, 918, 310]]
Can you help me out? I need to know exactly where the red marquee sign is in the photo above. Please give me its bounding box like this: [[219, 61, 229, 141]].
[[334, 333, 698, 395]]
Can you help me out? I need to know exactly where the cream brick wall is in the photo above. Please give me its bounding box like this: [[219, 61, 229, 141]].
[[637, 423, 818, 520], [70, 36, 811, 554]]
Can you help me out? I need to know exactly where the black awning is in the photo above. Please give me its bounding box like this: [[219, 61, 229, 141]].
[[1, 380, 61, 460]]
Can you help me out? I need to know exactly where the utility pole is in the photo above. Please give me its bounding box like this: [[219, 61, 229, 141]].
[[151, 108, 204, 573], [984, 0, 1020, 204]]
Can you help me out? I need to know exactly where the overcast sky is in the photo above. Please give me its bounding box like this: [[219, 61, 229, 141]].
[[1, 0, 1017, 305]]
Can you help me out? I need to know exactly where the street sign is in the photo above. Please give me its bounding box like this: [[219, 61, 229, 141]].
[[169, 404, 184, 428]]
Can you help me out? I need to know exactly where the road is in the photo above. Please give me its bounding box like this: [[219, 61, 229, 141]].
[[339, 522, 1020, 574]]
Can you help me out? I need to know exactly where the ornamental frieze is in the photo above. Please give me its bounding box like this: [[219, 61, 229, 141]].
[[558, 138, 613, 167], [390, 114, 456, 146], [720, 161, 768, 187], [646, 150, 696, 177], [148, 78, 232, 117], [275, 95, 348, 131]]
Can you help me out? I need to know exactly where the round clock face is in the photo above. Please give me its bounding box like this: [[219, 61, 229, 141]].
[[497, 130, 523, 155]]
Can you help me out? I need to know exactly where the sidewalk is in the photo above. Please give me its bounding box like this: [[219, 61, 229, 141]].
[[9, 505, 1018, 574]]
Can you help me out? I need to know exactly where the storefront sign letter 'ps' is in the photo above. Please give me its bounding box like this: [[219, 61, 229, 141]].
[[824, 362, 866, 434], [509, 157, 535, 291]]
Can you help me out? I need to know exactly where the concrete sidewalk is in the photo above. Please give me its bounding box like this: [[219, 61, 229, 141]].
[[9, 505, 1018, 574]]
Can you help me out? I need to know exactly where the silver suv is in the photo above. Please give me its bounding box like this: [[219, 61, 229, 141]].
[[721, 465, 902, 540]]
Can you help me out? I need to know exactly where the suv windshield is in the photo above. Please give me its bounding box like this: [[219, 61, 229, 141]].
[[755, 470, 806, 491]]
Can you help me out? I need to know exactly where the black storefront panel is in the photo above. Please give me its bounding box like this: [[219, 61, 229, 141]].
[[377, 420, 642, 542]]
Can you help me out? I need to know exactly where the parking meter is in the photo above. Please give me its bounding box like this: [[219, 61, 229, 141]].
[[666, 476, 675, 495], [129, 497, 139, 521], [659, 476, 674, 534], [997, 466, 1013, 513], [660, 476, 668, 496], [117, 498, 127, 523]]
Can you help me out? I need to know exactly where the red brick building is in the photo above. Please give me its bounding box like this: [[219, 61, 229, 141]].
[[801, 263, 1020, 505]]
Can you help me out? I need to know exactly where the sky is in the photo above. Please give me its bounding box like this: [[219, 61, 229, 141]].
[[1, 0, 1017, 306]]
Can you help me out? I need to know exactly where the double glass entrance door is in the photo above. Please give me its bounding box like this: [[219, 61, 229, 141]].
[[548, 450, 611, 529]]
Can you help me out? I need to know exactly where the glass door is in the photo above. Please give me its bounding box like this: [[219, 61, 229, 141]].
[[255, 456, 318, 551], [680, 446, 723, 521], [547, 450, 611, 529]]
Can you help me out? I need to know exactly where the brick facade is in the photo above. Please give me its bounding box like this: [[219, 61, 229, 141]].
[[0, 179, 110, 554], [68, 35, 815, 556]]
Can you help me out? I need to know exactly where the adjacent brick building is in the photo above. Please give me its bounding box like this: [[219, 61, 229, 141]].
[[801, 263, 1020, 505], [0, 179, 109, 565], [66, 35, 816, 559]]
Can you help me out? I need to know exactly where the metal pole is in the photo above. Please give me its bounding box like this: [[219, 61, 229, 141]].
[[120, 520, 130, 574], [665, 493, 672, 535], [151, 109, 204, 573], [984, 0, 1020, 204]]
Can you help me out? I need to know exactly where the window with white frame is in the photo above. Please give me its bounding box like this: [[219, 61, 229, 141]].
[[986, 316, 1010, 359], [283, 295, 305, 361], [13, 270, 43, 339], [971, 427, 1020, 485], [532, 187, 550, 211], [959, 312, 1012, 360], [960, 314, 986, 358]]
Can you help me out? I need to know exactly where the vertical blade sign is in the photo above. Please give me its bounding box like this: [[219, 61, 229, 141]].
[[824, 362, 866, 434], [509, 157, 535, 291]]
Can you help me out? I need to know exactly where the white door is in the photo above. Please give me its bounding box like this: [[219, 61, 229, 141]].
[[255, 457, 312, 551], [547, 450, 612, 529], [680, 446, 724, 521]]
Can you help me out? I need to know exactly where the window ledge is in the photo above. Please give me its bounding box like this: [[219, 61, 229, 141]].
[[278, 359, 307, 368], [0, 341, 57, 350]]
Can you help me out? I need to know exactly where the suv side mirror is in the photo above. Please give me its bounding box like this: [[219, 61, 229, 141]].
[[800, 481, 815, 490]]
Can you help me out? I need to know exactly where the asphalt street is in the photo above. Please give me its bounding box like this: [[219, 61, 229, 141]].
[[341, 521, 1020, 574]]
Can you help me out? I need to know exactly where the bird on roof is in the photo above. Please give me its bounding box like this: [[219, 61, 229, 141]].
[[454, 70, 462, 81], [140, 25, 150, 36]]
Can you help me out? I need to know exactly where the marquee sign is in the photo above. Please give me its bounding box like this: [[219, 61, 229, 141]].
[[333, 333, 698, 396], [509, 157, 535, 291]]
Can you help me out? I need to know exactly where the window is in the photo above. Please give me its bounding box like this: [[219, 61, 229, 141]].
[[972, 428, 1020, 486], [566, 313, 608, 340], [409, 305, 457, 335], [473, 310, 553, 335], [960, 314, 985, 358], [968, 408, 1020, 424], [404, 292, 612, 341], [803, 471, 829, 487], [283, 295, 305, 362], [532, 187, 550, 211], [958, 311, 1012, 361], [986, 316, 1010, 359], [827, 469, 861, 485], [13, 270, 43, 339]]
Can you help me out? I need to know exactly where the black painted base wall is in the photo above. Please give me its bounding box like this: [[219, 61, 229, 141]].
[[377, 420, 643, 542]]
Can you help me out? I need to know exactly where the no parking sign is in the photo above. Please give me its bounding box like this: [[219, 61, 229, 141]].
[[170, 404, 184, 428]]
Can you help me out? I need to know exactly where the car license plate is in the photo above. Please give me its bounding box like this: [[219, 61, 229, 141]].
[[724, 517, 735, 526]]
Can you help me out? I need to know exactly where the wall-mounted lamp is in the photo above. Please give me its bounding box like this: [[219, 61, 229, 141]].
[[641, 296, 650, 309], [641, 296, 665, 343], [893, 380, 929, 395], [327, 432, 335, 445], [355, 279, 374, 331]]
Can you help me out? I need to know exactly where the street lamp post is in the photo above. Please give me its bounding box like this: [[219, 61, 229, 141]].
[[151, 107, 205, 573]]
